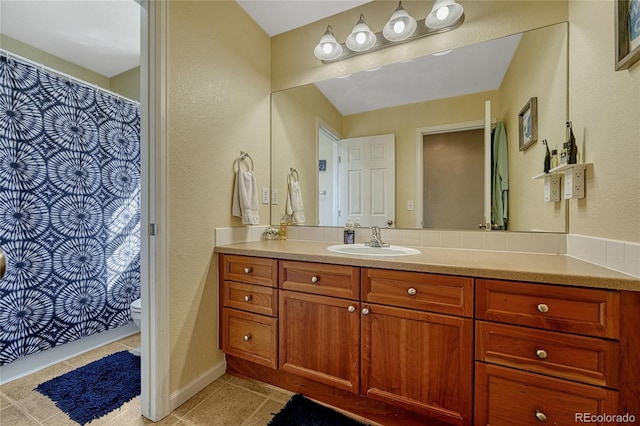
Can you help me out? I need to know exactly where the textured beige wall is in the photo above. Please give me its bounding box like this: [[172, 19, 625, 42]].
[[272, 0, 568, 91], [499, 23, 568, 232], [168, 0, 271, 392], [343, 90, 500, 228], [271, 85, 343, 226], [1, 34, 110, 88], [110, 66, 140, 102], [568, 1, 640, 242], [2, 34, 140, 101]]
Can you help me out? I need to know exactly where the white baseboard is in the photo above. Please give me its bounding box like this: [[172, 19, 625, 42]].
[[169, 358, 227, 412], [0, 323, 140, 385]]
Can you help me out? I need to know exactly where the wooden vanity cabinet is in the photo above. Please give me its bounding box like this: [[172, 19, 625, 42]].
[[278, 260, 360, 393], [279, 290, 360, 393], [361, 269, 474, 426], [219, 255, 279, 368], [474, 279, 639, 426], [219, 254, 640, 425]]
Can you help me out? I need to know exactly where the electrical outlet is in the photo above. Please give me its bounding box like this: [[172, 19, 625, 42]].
[[262, 188, 270, 204], [407, 200, 414, 211], [271, 188, 278, 205]]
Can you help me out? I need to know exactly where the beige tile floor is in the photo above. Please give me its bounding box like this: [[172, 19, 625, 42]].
[[0, 334, 295, 425]]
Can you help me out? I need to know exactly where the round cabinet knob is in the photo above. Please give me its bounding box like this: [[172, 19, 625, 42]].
[[536, 349, 548, 359], [244, 295, 252, 302], [348, 305, 356, 313], [243, 267, 252, 274], [362, 308, 370, 315], [537, 303, 550, 313], [535, 410, 548, 422], [311, 276, 319, 283], [243, 334, 251, 342], [407, 287, 417, 296]]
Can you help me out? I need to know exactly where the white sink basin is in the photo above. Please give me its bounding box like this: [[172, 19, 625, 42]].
[[327, 243, 421, 257]]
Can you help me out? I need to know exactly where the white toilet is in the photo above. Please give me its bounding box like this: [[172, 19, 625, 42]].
[[130, 298, 142, 356], [130, 298, 142, 329]]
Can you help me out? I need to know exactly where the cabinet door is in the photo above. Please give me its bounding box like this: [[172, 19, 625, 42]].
[[361, 304, 473, 426], [279, 291, 360, 393]]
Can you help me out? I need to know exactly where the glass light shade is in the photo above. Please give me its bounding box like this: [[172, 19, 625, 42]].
[[313, 26, 343, 61], [346, 14, 377, 52], [383, 2, 417, 42], [425, 0, 464, 29]]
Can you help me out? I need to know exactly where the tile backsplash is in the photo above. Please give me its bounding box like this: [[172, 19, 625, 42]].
[[214, 226, 640, 278], [567, 234, 640, 278]]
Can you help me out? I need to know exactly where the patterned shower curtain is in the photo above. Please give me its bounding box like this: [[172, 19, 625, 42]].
[[0, 55, 141, 365]]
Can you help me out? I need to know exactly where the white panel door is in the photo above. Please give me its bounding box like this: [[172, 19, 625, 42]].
[[339, 134, 395, 227]]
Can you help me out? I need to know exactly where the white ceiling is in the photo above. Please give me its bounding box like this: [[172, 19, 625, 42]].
[[0, 0, 368, 78], [0, 1, 519, 114], [236, 0, 373, 36], [1, 0, 141, 78]]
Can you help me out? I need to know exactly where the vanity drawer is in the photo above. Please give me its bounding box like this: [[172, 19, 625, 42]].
[[222, 308, 278, 369], [476, 279, 620, 339], [475, 363, 618, 426], [476, 321, 619, 388], [362, 268, 473, 317], [220, 254, 278, 287], [222, 281, 278, 317], [280, 260, 360, 299]]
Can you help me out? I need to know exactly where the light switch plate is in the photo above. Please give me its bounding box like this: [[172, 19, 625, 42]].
[[262, 187, 270, 204], [271, 188, 278, 205]]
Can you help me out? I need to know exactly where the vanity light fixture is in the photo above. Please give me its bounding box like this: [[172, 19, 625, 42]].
[[383, 2, 417, 42], [425, 0, 464, 29], [313, 25, 343, 61], [345, 14, 377, 52], [313, 0, 465, 63]]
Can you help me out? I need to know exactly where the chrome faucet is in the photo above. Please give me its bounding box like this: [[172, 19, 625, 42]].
[[365, 226, 390, 248]]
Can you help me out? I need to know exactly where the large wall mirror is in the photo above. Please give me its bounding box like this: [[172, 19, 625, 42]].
[[271, 22, 568, 233]]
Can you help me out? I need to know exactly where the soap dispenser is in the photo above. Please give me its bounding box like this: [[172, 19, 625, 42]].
[[344, 218, 355, 244]]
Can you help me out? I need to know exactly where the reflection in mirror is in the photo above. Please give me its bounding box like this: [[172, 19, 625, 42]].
[[271, 23, 568, 233]]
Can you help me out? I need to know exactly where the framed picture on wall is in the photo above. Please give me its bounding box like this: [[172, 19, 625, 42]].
[[615, 0, 640, 70], [518, 97, 538, 151]]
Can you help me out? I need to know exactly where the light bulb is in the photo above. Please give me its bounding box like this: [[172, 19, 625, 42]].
[[436, 6, 449, 20], [322, 43, 333, 54], [356, 32, 366, 45], [393, 20, 405, 34]]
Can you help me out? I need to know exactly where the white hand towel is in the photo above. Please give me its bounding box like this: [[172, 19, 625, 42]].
[[232, 169, 260, 225], [286, 180, 305, 225]]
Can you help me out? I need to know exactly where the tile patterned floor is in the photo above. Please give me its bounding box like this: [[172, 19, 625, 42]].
[[0, 334, 294, 425]]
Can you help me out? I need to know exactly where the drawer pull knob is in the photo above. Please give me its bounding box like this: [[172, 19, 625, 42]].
[[407, 287, 417, 296], [244, 295, 252, 302], [243, 267, 252, 274], [311, 276, 319, 283], [362, 308, 370, 315], [536, 349, 548, 359], [535, 410, 547, 422], [348, 305, 356, 313], [243, 334, 251, 342], [537, 303, 549, 313]]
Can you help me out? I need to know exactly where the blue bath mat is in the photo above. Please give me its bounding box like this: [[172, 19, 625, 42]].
[[36, 350, 140, 425]]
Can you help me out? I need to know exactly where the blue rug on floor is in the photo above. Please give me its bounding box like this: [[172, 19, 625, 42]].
[[35, 350, 140, 425]]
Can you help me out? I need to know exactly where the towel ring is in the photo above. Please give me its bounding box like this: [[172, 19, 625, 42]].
[[237, 151, 254, 172]]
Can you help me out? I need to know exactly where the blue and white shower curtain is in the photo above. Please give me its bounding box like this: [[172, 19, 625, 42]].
[[0, 55, 141, 365]]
